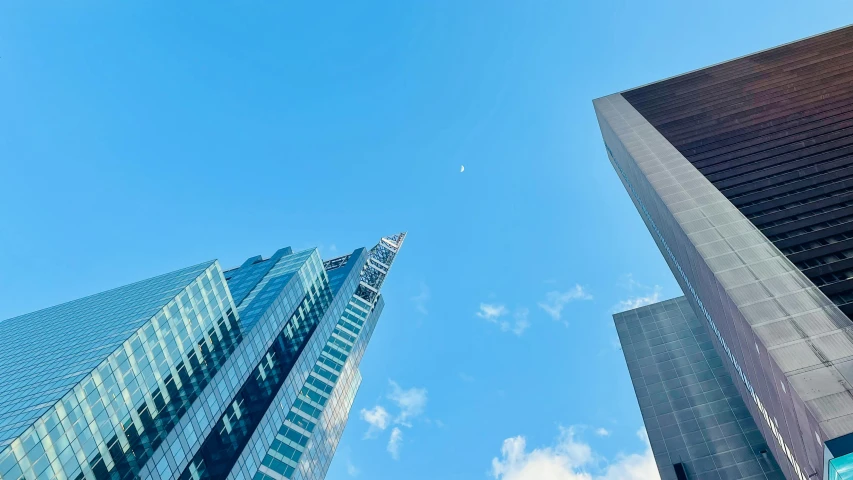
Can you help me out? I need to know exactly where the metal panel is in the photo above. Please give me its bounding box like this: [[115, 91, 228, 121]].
[[616, 297, 784, 480]]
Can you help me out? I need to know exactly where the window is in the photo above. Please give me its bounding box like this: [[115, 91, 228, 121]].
[[673, 462, 688, 480]]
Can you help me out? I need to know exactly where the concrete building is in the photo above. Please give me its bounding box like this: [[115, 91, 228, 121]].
[[596, 25, 853, 480]]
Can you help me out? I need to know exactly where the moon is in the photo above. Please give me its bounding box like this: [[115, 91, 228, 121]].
[[460, 165, 465, 173]]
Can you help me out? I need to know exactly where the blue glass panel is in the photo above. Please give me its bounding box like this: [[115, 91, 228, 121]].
[[830, 453, 853, 480]]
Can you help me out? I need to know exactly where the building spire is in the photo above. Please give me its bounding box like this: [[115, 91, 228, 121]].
[[355, 232, 406, 305]]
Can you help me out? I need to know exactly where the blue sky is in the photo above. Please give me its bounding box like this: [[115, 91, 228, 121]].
[[1, 2, 851, 479]]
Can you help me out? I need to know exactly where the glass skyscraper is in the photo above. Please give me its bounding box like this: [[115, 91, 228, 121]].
[[596, 25, 853, 480], [0, 233, 405, 480]]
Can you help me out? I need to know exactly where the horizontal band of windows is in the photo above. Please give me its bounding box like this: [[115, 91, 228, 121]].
[[794, 248, 853, 269], [693, 109, 853, 169], [767, 214, 853, 243], [751, 200, 853, 229], [724, 158, 853, 199], [781, 231, 853, 254], [737, 171, 853, 209], [745, 184, 853, 220], [704, 134, 853, 187]]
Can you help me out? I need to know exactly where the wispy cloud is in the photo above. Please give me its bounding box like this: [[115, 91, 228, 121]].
[[612, 287, 662, 313], [360, 380, 428, 459], [388, 380, 428, 426], [594, 428, 610, 437], [477, 303, 508, 320], [611, 275, 663, 313], [411, 282, 431, 315], [359, 405, 390, 438], [387, 427, 403, 460], [491, 427, 658, 480], [346, 459, 360, 477], [510, 308, 531, 335], [477, 304, 531, 336], [617, 273, 645, 292], [538, 285, 593, 322], [458, 372, 475, 382]]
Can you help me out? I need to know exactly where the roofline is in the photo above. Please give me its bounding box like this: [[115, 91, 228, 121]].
[[593, 23, 853, 101]]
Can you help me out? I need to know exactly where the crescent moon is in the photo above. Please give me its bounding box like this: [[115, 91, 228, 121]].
[[460, 165, 465, 173]]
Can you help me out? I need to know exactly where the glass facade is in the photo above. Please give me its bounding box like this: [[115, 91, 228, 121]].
[[0, 261, 239, 479], [829, 453, 853, 480], [255, 284, 385, 480], [615, 297, 784, 480], [0, 233, 405, 480]]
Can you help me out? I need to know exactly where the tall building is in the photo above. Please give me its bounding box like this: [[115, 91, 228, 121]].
[[595, 25, 853, 480], [615, 297, 784, 480], [0, 233, 406, 480]]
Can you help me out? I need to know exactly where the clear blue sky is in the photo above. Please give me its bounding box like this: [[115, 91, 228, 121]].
[[1, 2, 850, 479]]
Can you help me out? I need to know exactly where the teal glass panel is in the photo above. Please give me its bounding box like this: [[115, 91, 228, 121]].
[[830, 453, 853, 480]]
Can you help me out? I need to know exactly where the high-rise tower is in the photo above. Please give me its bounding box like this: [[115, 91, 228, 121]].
[[596, 25, 853, 480], [0, 234, 405, 480]]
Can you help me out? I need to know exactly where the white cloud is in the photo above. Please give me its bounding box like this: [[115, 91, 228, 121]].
[[346, 459, 360, 477], [594, 428, 610, 437], [411, 282, 431, 315], [478, 304, 530, 335], [612, 285, 663, 313], [359, 405, 390, 438], [617, 273, 645, 292], [388, 380, 428, 425], [611, 275, 664, 313], [538, 285, 593, 322], [424, 417, 447, 428], [477, 303, 509, 320], [361, 381, 428, 459], [387, 427, 403, 460], [598, 429, 658, 480], [510, 308, 531, 335], [491, 427, 658, 480]]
